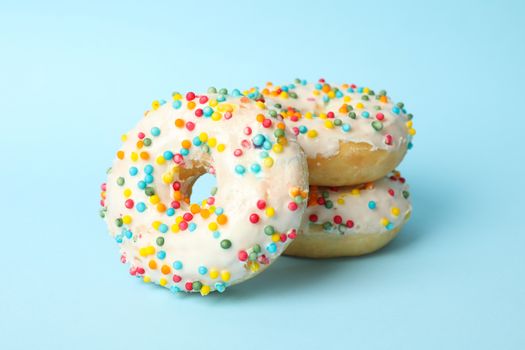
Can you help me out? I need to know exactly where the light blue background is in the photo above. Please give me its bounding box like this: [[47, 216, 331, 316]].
[[1, 1, 524, 349]]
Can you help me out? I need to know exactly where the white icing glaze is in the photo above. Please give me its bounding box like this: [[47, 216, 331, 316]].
[[100, 93, 308, 294], [246, 79, 415, 158], [302, 172, 411, 235]]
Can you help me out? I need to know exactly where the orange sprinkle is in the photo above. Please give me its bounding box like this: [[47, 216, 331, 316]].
[[190, 204, 201, 214], [256, 114, 265, 122], [140, 152, 150, 160], [117, 151, 125, 160], [216, 214, 228, 225], [156, 203, 167, 212], [181, 140, 191, 149], [148, 260, 157, 269], [161, 265, 171, 275], [175, 119, 185, 128]]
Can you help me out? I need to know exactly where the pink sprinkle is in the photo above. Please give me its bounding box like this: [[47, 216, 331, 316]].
[[179, 221, 188, 230], [238, 250, 248, 261], [234, 149, 243, 157], [186, 121, 195, 131], [280, 233, 287, 242], [195, 108, 203, 117], [172, 274, 182, 283], [290, 115, 299, 122], [288, 202, 298, 211], [262, 119, 272, 128], [199, 96, 208, 104], [224, 112, 232, 119], [138, 132, 145, 140], [171, 201, 181, 209], [327, 111, 335, 119], [244, 127, 252, 135], [101, 183, 106, 191], [241, 139, 251, 149], [288, 229, 297, 240], [125, 199, 134, 209], [385, 134, 393, 145], [292, 127, 300, 136], [376, 112, 385, 121], [173, 154, 184, 164], [183, 213, 193, 221], [136, 267, 145, 275], [207, 197, 215, 205]]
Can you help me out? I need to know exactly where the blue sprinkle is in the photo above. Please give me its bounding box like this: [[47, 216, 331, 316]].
[[215, 283, 226, 293], [188, 223, 197, 232], [115, 235, 123, 243], [252, 134, 265, 147], [203, 106, 213, 117], [193, 137, 202, 146], [231, 89, 241, 96], [408, 142, 413, 150], [342, 124, 351, 132], [335, 91, 343, 98], [173, 261, 183, 270], [392, 106, 401, 115], [266, 242, 277, 254], [159, 224, 168, 233], [368, 201, 377, 209], [281, 86, 289, 92], [129, 167, 138, 176], [250, 163, 261, 173], [166, 208, 175, 216], [157, 251, 166, 260], [361, 111, 370, 118], [235, 165, 246, 175], [198, 266, 208, 275], [315, 83, 322, 90], [124, 230, 133, 239], [144, 165, 153, 174], [217, 95, 226, 102], [386, 223, 395, 231], [150, 127, 161, 137], [212, 231, 221, 239], [215, 207, 224, 215], [180, 148, 189, 156], [347, 88, 355, 93], [144, 174, 154, 184], [259, 151, 269, 159], [136, 202, 146, 212], [159, 99, 166, 105], [262, 141, 272, 150], [137, 181, 146, 190], [163, 151, 173, 160], [172, 100, 182, 109], [357, 87, 364, 93], [170, 286, 181, 293]]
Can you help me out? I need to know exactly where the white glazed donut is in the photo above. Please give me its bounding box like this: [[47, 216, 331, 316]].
[[245, 79, 415, 186], [100, 90, 309, 295], [285, 171, 412, 258]]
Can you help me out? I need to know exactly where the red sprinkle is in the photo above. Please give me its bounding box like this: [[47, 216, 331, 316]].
[[172, 181, 181, 191], [195, 109, 203, 117], [376, 113, 385, 121], [309, 214, 318, 222], [327, 111, 335, 119], [186, 121, 195, 131], [186, 92, 196, 101], [238, 250, 248, 261], [288, 202, 298, 211], [138, 132, 145, 140], [385, 134, 393, 145], [173, 275, 182, 283], [262, 119, 272, 128], [388, 189, 395, 196], [257, 199, 266, 210], [333, 215, 342, 224], [249, 213, 260, 224], [185, 282, 193, 291], [125, 199, 134, 209], [199, 96, 208, 104], [179, 221, 188, 230], [171, 201, 181, 209], [288, 229, 297, 240], [183, 213, 193, 221], [346, 220, 354, 228]]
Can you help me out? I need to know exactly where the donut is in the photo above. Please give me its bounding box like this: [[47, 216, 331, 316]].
[[285, 171, 412, 258], [99, 90, 309, 295], [245, 79, 415, 186]]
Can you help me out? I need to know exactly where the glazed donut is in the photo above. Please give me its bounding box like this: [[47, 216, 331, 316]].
[[246, 79, 415, 186], [285, 171, 411, 258], [99, 90, 309, 295]]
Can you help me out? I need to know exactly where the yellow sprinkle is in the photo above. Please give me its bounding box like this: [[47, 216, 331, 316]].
[[363, 87, 370, 93], [171, 224, 180, 233], [209, 99, 218, 107], [162, 172, 173, 184], [152, 100, 160, 110], [149, 195, 160, 205], [199, 132, 208, 142], [172, 93, 182, 100], [305, 112, 313, 119], [156, 156, 166, 165], [130, 152, 138, 162], [313, 90, 320, 96], [391, 207, 400, 216], [327, 91, 335, 99], [159, 278, 167, 287], [319, 113, 327, 120], [121, 134, 128, 142], [175, 216, 183, 224], [337, 198, 345, 205], [249, 261, 260, 272], [409, 128, 416, 136], [220, 271, 231, 282], [343, 96, 351, 103], [208, 222, 218, 231], [122, 215, 132, 224], [351, 189, 360, 196], [265, 207, 275, 217], [200, 285, 211, 296], [143, 276, 151, 283], [256, 101, 266, 109], [263, 157, 274, 168], [187, 101, 196, 110], [380, 218, 389, 227], [307, 130, 318, 138], [209, 268, 219, 279], [208, 137, 217, 147], [272, 143, 283, 153], [271, 233, 280, 242], [406, 121, 413, 128], [211, 111, 222, 121], [217, 144, 226, 152], [324, 120, 334, 129], [123, 188, 132, 197], [356, 102, 364, 109], [152, 221, 161, 230], [279, 91, 289, 99], [139, 246, 155, 257]]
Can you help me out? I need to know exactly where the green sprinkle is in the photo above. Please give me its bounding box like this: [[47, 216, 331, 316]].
[[156, 237, 164, 246], [264, 225, 275, 236], [362, 95, 369, 101], [403, 190, 410, 199], [207, 87, 217, 93], [252, 244, 261, 253], [218, 88, 228, 95], [274, 129, 285, 138], [325, 200, 334, 209], [145, 187, 155, 196], [115, 218, 123, 227], [192, 281, 202, 291], [143, 138, 152, 147], [220, 239, 232, 249], [372, 121, 383, 131], [117, 177, 125, 186], [349, 112, 356, 119], [334, 119, 342, 126]]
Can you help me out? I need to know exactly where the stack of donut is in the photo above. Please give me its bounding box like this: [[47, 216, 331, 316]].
[[99, 79, 414, 295], [245, 79, 414, 258]]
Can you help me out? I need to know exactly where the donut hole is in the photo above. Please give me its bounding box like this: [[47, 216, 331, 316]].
[[189, 173, 217, 204]]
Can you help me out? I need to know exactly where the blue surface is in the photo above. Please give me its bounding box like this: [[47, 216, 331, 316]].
[[1, 1, 524, 349]]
